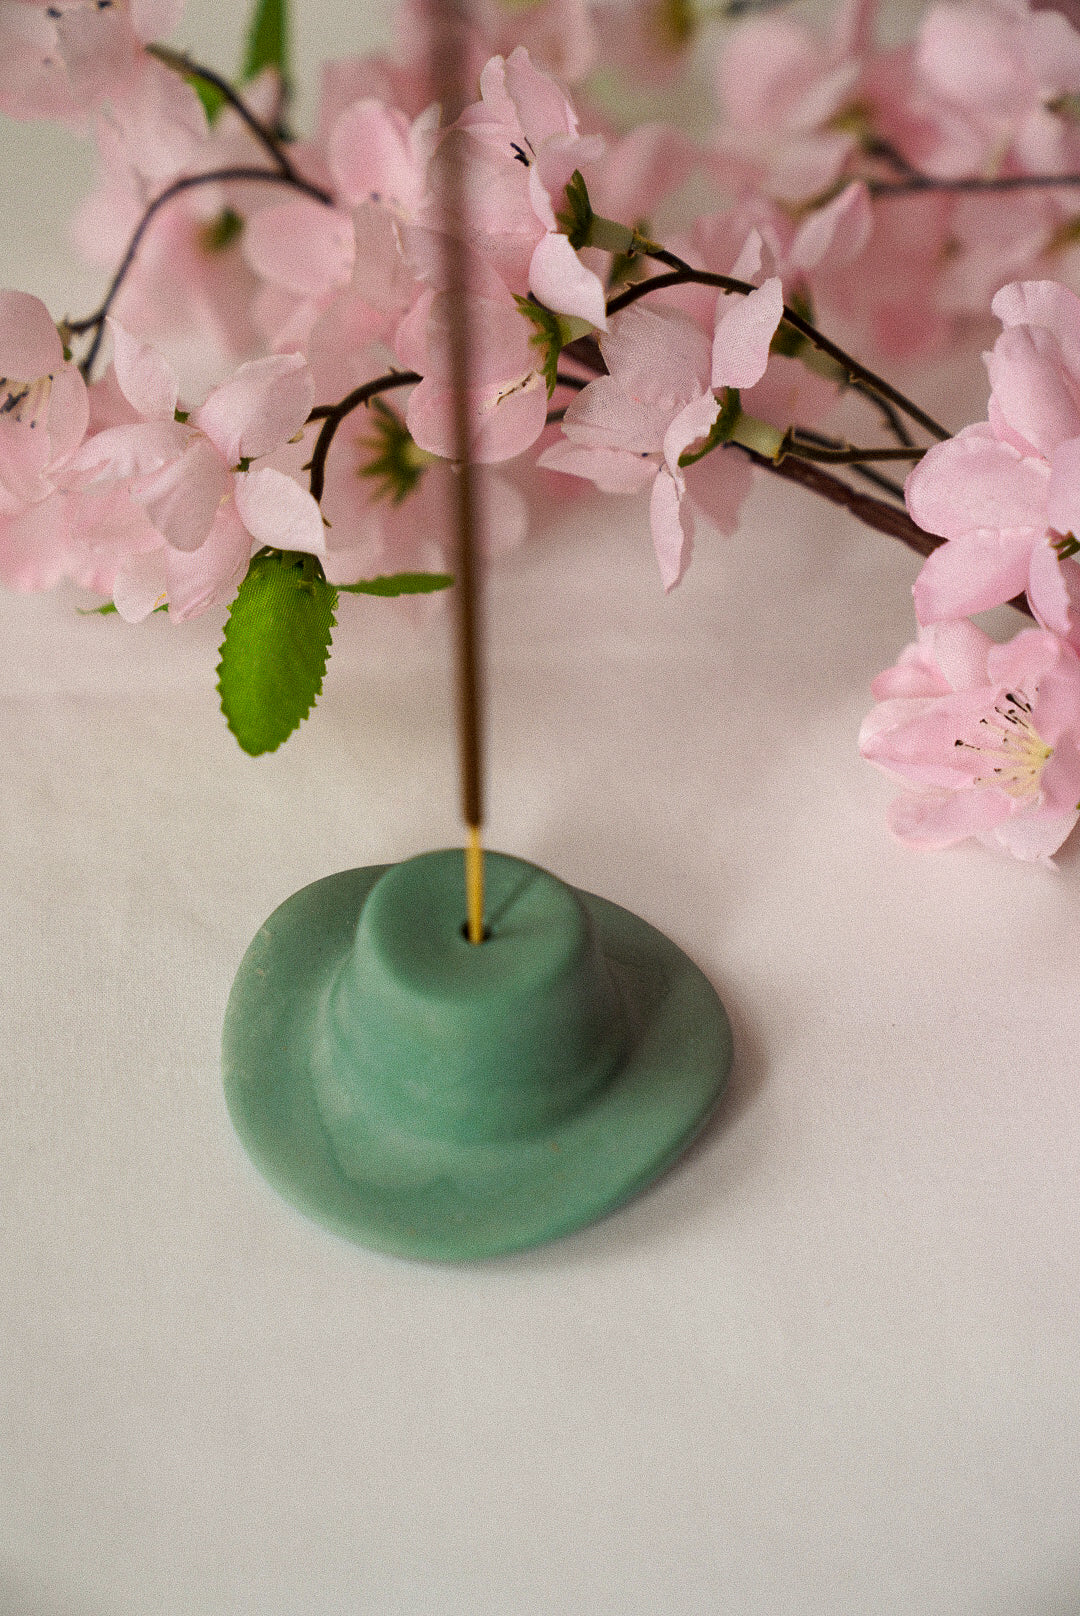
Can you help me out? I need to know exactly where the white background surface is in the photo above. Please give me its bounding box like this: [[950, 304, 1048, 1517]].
[[3, 5, 1080, 1614]]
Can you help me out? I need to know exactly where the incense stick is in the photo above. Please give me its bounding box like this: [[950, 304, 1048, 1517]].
[[431, 0, 486, 944]]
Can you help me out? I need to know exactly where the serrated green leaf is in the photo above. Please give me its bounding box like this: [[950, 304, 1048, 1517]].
[[242, 0, 289, 85], [217, 550, 336, 755], [337, 572, 454, 596]]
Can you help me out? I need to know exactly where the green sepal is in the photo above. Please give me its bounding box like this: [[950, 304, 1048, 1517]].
[[242, 0, 289, 87], [358, 400, 433, 504], [515, 295, 563, 397], [771, 288, 814, 358], [217, 549, 336, 756], [556, 170, 593, 251], [337, 572, 454, 596], [678, 388, 742, 469], [199, 207, 244, 253]]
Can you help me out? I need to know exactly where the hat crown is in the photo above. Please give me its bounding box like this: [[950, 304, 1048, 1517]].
[[312, 850, 630, 1145]]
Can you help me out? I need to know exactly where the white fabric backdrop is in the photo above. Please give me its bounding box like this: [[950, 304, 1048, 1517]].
[[2, 5, 1080, 1614]]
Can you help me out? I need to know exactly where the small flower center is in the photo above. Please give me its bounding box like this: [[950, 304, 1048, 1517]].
[[955, 690, 1053, 800], [0, 372, 54, 431]]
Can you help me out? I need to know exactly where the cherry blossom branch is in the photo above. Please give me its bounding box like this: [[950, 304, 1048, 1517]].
[[867, 171, 1080, 198], [780, 436, 926, 465], [619, 253, 952, 443], [738, 444, 1033, 617], [305, 372, 422, 502], [66, 165, 334, 377], [146, 46, 302, 181]]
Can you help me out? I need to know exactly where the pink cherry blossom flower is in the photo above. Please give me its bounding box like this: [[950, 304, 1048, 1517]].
[[713, 0, 874, 204], [538, 284, 781, 589], [0, 289, 90, 588], [906, 279, 1080, 641], [911, 0, 1080, 181], [427, 48, 607, 327], [860, 619, 1080, 860], [243, 97, 434, 366], [397, 281, 549, 465], [69, 324, 323, 619]]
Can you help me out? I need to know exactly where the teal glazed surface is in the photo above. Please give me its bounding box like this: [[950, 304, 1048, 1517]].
[[222, 850, 733, 1261]]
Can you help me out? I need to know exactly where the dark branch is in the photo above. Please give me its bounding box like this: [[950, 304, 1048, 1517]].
[[618, 252, 951, 443], [146, 47, 307, 183], [869, 171, 1080, 199], [305, 372, 422, 502], [68, 165, 334, 376], [737, 444, 1033, 616]]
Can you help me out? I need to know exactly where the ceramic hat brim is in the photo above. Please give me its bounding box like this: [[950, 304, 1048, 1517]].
[[223, 864, 732, 1262]]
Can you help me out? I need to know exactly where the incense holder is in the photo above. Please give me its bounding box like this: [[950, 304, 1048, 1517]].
[[223, 850, 732, 1261]]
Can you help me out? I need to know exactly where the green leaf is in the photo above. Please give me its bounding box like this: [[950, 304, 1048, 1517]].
[[217, 550, 336, 755], [192, 76, 227, 123], [242, 0, 289, 85], [337, 572, 454, 596]]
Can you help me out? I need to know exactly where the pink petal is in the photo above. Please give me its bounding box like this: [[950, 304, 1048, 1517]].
[[560, 375, 671, 454], [528, 232, 608, 329], [536, 439, 657, 493], [789, 182, 872, 275], [663, 389, 720, 477], [886, 787, 1009, 850], [1047, 436, 1080, 537], [136, 436, 230, 552], [913, 530, 1036, 623], [991, 280, 1080, 384], [987, 807, 1079, 862], [905, 423, 1049, 540], [329, 99, 421, 212], [649, 464, 690, 591], [194, 353, 314, 465], [684, 449, 755, 537], [926, 619, 995, 693], [69, 419, 187, 484], [107, 320, 177, 420], [600, 305, 710, 405], [113, 546, 168, 621], [712, 277, 783, 391], [0, 489, 73, 590], [0, 289, 63, 380], [985, 325, 1080, 461], [163, 501, 252, 622], [1025, 539, 1080, 640], [243, 199, 356, 298], [503, 45, 579, 146], [233, 466, 326, 554], [46, 365, 89, 466]]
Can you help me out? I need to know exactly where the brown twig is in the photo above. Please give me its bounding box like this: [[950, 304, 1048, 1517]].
[[304, 372, 422, 502]]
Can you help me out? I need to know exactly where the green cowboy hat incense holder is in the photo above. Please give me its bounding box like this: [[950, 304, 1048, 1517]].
[[223, 849, 733, 1261]]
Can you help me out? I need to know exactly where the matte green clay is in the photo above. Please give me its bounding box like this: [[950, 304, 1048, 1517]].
[[223, 850, 732, 1261]]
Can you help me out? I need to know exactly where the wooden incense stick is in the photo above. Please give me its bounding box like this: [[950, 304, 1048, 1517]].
[[430, 0, 486, 944]]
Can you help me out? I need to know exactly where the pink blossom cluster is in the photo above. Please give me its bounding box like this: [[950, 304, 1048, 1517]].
[[4, 0, 1080, 854], [861, 279, 1080, 861]]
